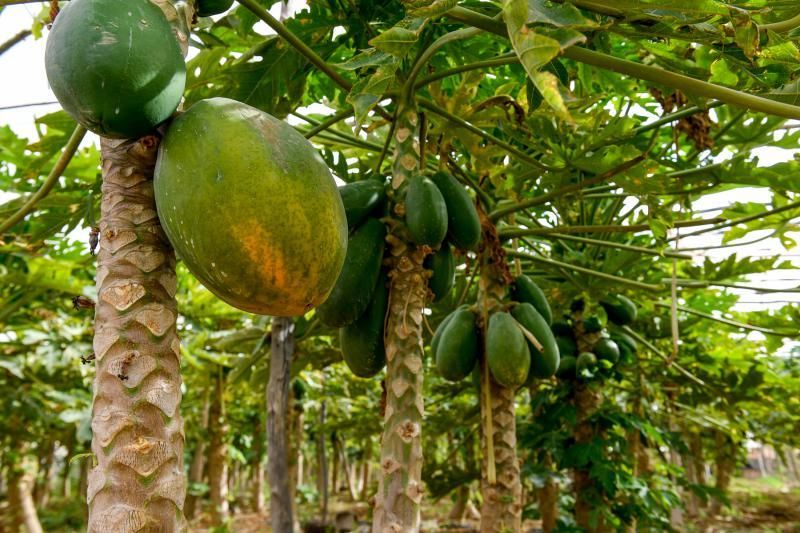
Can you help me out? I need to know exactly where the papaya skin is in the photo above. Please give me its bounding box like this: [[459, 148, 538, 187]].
[[154, 98, 348, 316]]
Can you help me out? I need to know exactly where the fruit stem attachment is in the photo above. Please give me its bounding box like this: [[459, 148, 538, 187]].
[[446, 6, 800, 119], [0, 124, 86, 234]]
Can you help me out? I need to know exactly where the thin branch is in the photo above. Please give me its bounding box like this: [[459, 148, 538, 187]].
[[662, 279, 800, 294], [294, 108, 355, 139], [0, 29, 31, 57], [620, 326, 707, 387], [499, 217, 725, 238], [489, 154, 646, 221], [505, 249, 663, 291], [403, 26, 482, 100], [534, 232, 693, 259], [0, 125, 87, 234], [672, 199, 800, 241], [414, 53, 518, 89], [447, 7, 800, 120], [653, 302, 799, 337], [0, 101, 59, 111]]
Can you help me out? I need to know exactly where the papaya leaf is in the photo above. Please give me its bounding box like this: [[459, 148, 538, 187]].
[[405, 0, 459, 19], [369, 26, 419, 57]]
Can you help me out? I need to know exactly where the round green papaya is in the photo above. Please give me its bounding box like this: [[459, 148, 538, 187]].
[[431, 305, 466, 355], [551, 320, 573, 338], [317, 218, 386, 327], [583, 316, 603, 333], [511, 303, 560, 380], [556, 355, 576, 378], [429, 172, 481, 250], [339, 180, 386, 231], [555, 335, 577, 357], [511, 275, 552, 325], [154, 98, 347, 316], [576, 352, 597, 374], [594, 338, 620, 364], [435, 307, 479, 382], [486, 312, 530, 388], [340, 272, 388, 378], [291, 379, 306, 400], [405, 175, 448, 247], [600, 294, 638, 326], [197, 0, 234, 16], [424, 242, 455, 302], [45, 0, 186, 139]]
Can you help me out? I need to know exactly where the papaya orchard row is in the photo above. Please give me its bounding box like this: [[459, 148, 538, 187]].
[[1, 1, 800, 532]]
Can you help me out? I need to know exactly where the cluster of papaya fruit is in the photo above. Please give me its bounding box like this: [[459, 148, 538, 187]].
[[554, 294, 638, 380], [433, 274, 561, 388], [323, 171, 483, 378]]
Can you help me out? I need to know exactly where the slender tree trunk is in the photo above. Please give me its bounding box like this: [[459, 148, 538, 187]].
[[186, 386, 212, 520], [33, 441, 54, 508], [337, 435, 357, 501], [268, 316, 295, 532], [89, 136, 184, 532], [477, 217, 521, 533], [207, 370, 229, 525], [288, 392, 304, 530], [573, 383, 603, 531], [331, 432, 340, 496], [372, 103, 427, 533], [787, 448, 799, 483], [251, 414, 265, 513], [318, 401, 329, 525], [360, 439, 371, 502], [539, 454, 558, 533], [711, 431, 735, 515], [449, 485, 469, 521], [17, 455, 43, 533]]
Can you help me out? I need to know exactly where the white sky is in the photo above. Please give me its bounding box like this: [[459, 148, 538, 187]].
[[1, 5, 798, 330]]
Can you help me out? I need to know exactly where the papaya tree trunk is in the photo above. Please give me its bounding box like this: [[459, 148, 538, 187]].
[[207, 369, 229, 525], [268, 316, 295, 532], [360, 439, 371, 502], [288, 393, 304, 530], [373, 102, 427, 532], [477, 215, 521, 533], [251, 413, 265, 513], [538, 453, 558, 533], [89, 136, 184, 532], [711, 431, 735, 515], [185, 386, 211, 520], [318, 400, 329, 524], [17, 454, 43, 533], [331, 433, 339, 496]]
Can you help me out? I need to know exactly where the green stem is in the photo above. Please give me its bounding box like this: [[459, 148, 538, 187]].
[[414, 53, 518, 89], [653, 303, 799, 337], [416, 97, 554, 171], [447, 7, 800, 119], [673, 199, 800, 241], [661, 279, 800, 294], [237, 0, 352, 91], [505, 249, 663, 291], [403, 27, 482, 100], [537, 233, 693, 259], [0, 29, 31, 57], [0, 125, 86, 234], [759, 11, 800, 33], [620, 326, 707, 387], [489, 154, 646, 221], [295, 108, 355, 139], [500, 217, 726, 237]]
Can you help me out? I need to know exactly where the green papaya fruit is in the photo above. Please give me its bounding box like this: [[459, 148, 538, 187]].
[[425, 242, 455, 302], [197, 0, 234, 16], [611, 331, 638, 354], [576, 352, 597, 374], [432, 307, 460, 356], [511, 275, 553, 325], [339, 180, 386, 231], [555, 336, 577, 357], [594, 338, 620, 364], [511, 303, 560, 379], [486, 312, 530, 388], [405, 175, 448, 246], [556, 355, 576, 378], [583, 316, 603, 333], [291, 379, 306, 400], [600, 294, 638, 326], [318, 218, 385, 327], [551, 320, 573, 338], [429, 172, 481, 250], [435, 307, 479, 381], [339, 272, 388, 378]]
